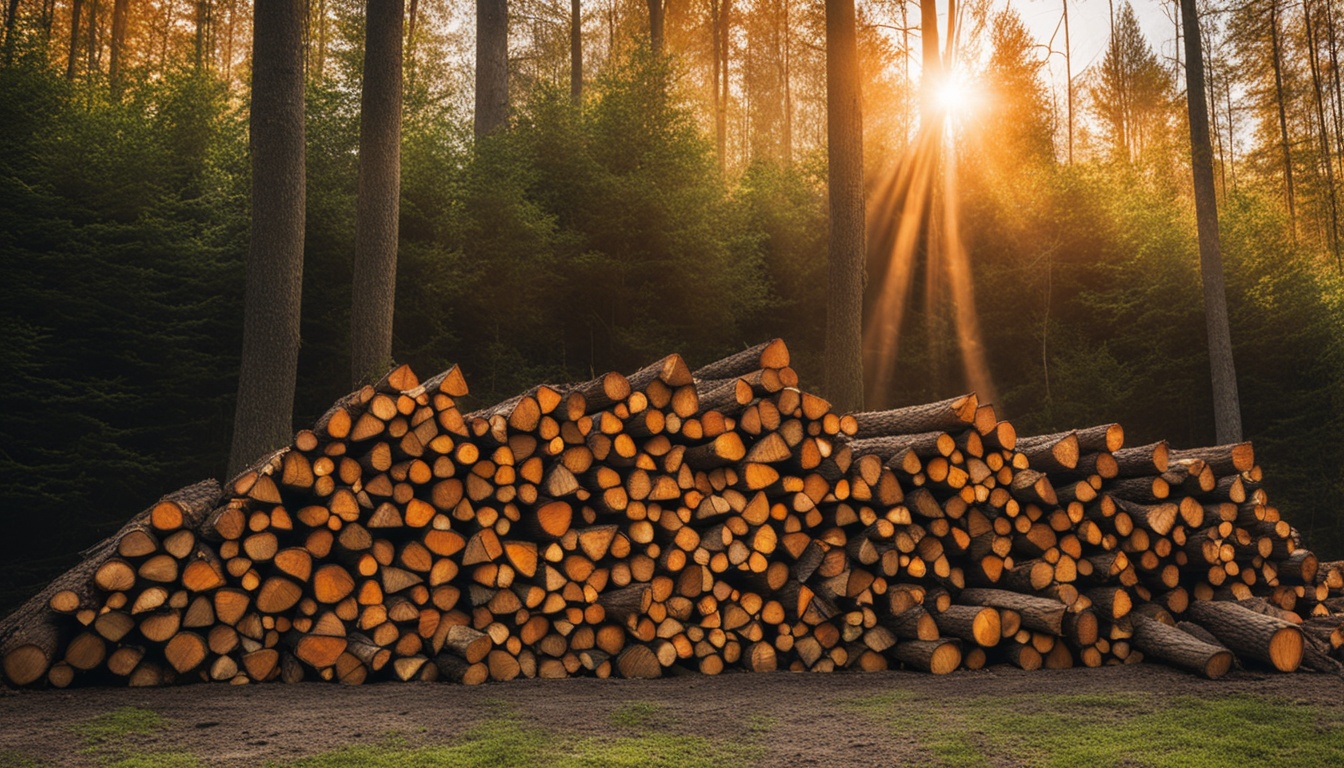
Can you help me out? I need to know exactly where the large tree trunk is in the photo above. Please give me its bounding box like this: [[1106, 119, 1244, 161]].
[[351, 0, 404, 387], [569, 0, 580, 102], [823, 0, 865, 414], [1180, 0, 1242, 444], [474, 0, 507, 137], [108, 0, 127, 97], [66, 0, 82, 79], [229, 0, 307, 476]]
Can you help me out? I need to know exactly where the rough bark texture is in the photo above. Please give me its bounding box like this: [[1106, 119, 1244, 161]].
[[823, 0, 865, 414], [229, 0, 307, 476], [1180, 0, 1242, 444], [474, 0, 508, 137], [351, 0, 404, 387]]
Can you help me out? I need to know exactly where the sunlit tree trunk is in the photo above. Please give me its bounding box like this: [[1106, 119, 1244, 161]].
[[718, 0, 730, 174], [1181, 0, 1243, 443], [475, 0, 507, 136], [406, 0, 418, 82], [824, 0, 865, 412], [781, 0, 792, 165], [1304, 0, 1342, 267], [570, 0, 581, 102], [1268, 0, 1298, 234], [230, 0, 307, 475], [108, 0, 126, 96], [1063, 0, 1073, 164], [85, 0, 98, 74], [351, 0, 404, 387]]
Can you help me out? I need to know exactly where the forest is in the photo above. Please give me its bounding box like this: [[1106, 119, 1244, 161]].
[[0, 0, 1342, 617]]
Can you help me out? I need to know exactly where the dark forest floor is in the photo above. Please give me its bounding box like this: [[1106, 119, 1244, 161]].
[[1, 664, 1342, 766]]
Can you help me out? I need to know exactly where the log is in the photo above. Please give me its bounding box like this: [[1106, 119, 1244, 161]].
[[1186, 600, 1303, 672], [850, 395, 978, 438], [1131, 614, 1232, 678], [0, 480, 221, 686]]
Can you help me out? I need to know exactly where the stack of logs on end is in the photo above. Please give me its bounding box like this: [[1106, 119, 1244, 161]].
[[3, 339, 1343, 688]]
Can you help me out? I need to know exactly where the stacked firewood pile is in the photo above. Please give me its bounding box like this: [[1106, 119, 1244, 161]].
[[2, 340, 1342, 687]]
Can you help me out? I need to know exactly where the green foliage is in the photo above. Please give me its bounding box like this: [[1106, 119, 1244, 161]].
[[849, 690, 1344, 767], [0, 65, 246, 607]]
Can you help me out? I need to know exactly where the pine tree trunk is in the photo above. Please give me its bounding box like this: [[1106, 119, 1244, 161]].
[[1268, 0, 1297, 232], [824, 0, 865, 414], [66, 0, 82, 79], [474, 0, 507, 136], [108, 0, 127, 97], [351, 0, 404, 388], [230, 0, 307, 476], [1305, 0, 1343, 267], [718, 0, 730, 175], [570, 0, 580, 102], [1180, 0, 1242, 443]]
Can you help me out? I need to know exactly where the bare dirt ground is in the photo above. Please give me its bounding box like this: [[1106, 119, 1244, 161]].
[[1, 665, 1341, 766]]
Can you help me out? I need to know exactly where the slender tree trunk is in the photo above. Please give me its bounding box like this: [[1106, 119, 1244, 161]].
[[1180, 0, 1242, 443], [194, 0, 208, 71], [1268, 0, 1298, 233], [475, 0, 507, 136], [1201, 19, 1225, 197], [108, 0, 126, 96], [315, 0, 327, 80], [824, 0, 865, 413], [1225, 73, 1237, 189], [405, 0, 418, 84], [1063, 0, 1073, 164], [1304, 0, 1343, 267], [85, 0, 97, 74], [718, 0, 730, 174], [646, 0, 662, 54], [230, 0, 307, 476], [570, 0, 580, 102], [1323, 0, 1344, 178], [781, 0, 792, 165], [2, 0, 20, 65], [920, 0, 940, 120], [711, 0, 721, 170], [66, 0, 82, 79], [351, 0, 404, 387]]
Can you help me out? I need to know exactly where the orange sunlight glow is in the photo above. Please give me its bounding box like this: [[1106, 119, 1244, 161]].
[[864, 62, 998, 410]]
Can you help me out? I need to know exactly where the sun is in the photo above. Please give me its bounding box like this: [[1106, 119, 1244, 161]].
[[933, 76, 983, 119]]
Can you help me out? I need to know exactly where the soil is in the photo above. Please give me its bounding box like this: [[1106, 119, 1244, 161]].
[[1, 665, 1341, 766]]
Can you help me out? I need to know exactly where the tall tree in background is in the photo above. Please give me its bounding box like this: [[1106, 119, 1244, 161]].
[[571, 0, 581, 102], [475, 0, 507, 136], [108, 0, 128, 97], [66, 0, 82, 79], [3, 0, 20, 64], [1093, 4, 1171, 163], [351, 0, 404, 386], [824, 0, 864, 413], [1267, 0, 1296, 232], [229, 0, 306, 475], [1181, 0, 1242, 443], [648, 0, 665, 54]]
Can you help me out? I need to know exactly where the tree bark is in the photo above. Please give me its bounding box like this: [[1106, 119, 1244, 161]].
[[108, 0, 127, 97], [229, 0, 307, 476], [823, 0, 865, 414], [1268, 0, 1297, 233], [1304, 0, 1343, 268], [1181, 0, 1242, 444], [351, 0, 404, 388], [474, 0, 507, 137], [570, 0, 580, 102], [646, 0, 663, 55], [66, 0, 82, 79]]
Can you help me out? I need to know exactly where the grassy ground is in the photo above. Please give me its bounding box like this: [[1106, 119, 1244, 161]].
[[846, 690, 1344, 767], [7, 680, 1344, 767]]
